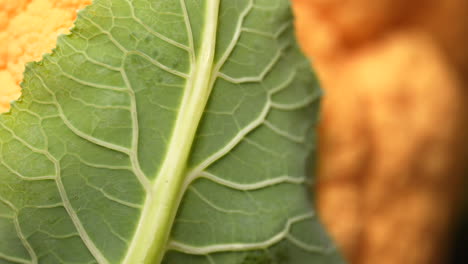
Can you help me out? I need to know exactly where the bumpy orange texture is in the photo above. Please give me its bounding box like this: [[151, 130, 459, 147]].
[[293, 0, 468, 263], [0, 0, 91, 112]]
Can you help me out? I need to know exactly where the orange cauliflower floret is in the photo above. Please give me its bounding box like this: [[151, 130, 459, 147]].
[[0, 0, 91, 112], [292, 0, 468, 263]]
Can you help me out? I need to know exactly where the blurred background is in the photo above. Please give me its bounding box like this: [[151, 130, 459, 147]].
[[0, 0, 467, 263], [292, 0, 468, 263]]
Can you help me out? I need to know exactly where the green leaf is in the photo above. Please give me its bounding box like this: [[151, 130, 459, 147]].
[[0, 0, 343, 263]]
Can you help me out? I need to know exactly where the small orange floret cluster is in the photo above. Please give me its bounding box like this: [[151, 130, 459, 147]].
[[0, 0, 91, 112]]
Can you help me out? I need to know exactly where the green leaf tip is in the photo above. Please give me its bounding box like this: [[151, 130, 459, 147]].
[[0, 0, 344, 263]]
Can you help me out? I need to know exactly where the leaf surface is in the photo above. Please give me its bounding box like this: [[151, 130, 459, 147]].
[[0, 0, 343, 263]]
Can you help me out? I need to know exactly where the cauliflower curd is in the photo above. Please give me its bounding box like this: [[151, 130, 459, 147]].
[[0, 0, 91, 112]]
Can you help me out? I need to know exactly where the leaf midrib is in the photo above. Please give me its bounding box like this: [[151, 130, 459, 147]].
[[122, 1, 220, 263]]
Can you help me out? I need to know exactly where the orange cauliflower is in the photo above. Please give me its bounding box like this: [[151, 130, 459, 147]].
[[0, 0, 91, 112], [292, 0, 468, 263]]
